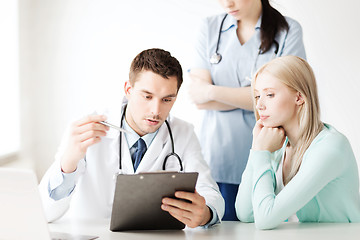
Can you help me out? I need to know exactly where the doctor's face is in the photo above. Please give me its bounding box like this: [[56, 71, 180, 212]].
[[254, 72, 301, 130], [124, 70, 178, 137]]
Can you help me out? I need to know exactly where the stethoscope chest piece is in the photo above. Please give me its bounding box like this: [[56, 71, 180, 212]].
[[210, 13, 227, 65], [210, 53, 222, 64]]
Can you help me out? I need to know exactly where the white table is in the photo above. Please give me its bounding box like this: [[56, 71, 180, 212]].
[[49, 219, 360, 240]]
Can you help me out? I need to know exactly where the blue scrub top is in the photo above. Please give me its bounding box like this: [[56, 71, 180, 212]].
[[191, 13, 306, 184]]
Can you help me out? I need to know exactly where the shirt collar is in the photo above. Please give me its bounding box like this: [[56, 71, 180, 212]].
[[222, 13, 262, 32], [122, 118, 158, 149]]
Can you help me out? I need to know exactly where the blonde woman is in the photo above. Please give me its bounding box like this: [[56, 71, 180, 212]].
[[235, 56, 360, 229]]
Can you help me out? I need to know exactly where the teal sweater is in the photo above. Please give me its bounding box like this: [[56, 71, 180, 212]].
[[235, 124, 360, 229]]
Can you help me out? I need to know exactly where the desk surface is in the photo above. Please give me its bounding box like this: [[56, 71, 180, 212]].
[[49, 219, 360, 240]]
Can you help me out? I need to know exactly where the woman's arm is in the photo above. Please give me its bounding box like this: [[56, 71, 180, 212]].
[[248, 134, 345, 230], [235, 159, 254, 222]]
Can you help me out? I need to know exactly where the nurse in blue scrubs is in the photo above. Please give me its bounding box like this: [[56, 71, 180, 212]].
[[188, 0, 306, 220]]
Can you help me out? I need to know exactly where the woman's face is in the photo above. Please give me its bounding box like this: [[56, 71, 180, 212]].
[[254, 72, 302, 129], [217, 0, 260, 20]]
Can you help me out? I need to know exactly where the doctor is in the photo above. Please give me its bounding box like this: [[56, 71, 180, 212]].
[[39, 48, 225, 228]]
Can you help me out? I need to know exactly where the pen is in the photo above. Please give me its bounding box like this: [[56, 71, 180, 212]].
[[99, 121, 131, 134]]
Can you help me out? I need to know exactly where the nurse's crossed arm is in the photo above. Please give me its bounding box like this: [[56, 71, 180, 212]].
[[187, 69, 253, 111]]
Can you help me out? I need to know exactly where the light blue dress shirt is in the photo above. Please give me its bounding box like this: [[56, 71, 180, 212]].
[[191, 13, 306, 184]]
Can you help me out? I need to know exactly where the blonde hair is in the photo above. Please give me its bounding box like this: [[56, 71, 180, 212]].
[[252, 56, 323, 184]]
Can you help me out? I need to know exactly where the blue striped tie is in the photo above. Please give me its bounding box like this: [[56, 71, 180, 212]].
[[133, 138, 147, 171]]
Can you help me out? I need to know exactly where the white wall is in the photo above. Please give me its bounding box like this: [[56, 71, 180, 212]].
[[18, 0, 360, 178], [274, 0, 360, 175], [0, 0, 20, 159]]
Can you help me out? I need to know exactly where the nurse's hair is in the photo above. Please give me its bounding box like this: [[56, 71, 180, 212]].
[[252, 56, 323, 184], [129, 48, 183, 91], [260, 0, 289, 53]]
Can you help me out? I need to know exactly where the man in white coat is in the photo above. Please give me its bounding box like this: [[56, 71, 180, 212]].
[[39, 48, 225, 228]]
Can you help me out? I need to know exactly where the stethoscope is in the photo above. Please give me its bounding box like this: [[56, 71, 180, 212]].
[[118, 105, 183, 172], [210, 14, 279, 79]]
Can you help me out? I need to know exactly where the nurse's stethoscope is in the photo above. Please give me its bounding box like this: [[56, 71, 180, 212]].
[[210, 14, 280, 78], [118, 105, 183, 172]]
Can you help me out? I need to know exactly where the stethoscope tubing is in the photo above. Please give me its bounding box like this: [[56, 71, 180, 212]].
[[118, 105, 183, 172], [210, 13, 280, 69]]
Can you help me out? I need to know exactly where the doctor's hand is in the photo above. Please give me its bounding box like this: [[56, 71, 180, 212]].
[[252, 120, 285, 152], [161, 190, 212, 228], [187, 73, 214, 105], [60, 115, 109, 173]]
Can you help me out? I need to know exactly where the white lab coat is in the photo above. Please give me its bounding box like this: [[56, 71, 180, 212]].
[[39, 110, 225, 223]]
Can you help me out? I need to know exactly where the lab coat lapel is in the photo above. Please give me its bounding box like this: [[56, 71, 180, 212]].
[[121, 132, 135, 174], [108, 132, 120, 170], [106, 129, 136, 174], [135, 123, 168, 173]]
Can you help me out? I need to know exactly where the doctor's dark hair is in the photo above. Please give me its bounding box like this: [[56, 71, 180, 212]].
[[129, 48, 183, 91], [260, 0, 289, 53]]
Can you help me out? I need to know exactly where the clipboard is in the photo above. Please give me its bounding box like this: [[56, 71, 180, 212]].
[[110, 171, 198, 231]]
